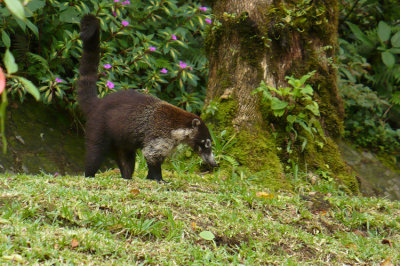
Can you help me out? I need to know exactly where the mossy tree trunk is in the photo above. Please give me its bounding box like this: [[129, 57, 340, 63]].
[[204, 0, 358, 192]]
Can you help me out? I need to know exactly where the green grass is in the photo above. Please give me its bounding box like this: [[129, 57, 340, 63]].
[[0, 160, 399, 264]]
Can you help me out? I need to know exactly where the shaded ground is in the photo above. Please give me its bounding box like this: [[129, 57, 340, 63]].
[[0, 100, 86, 175], [339, 141, 400, 200]]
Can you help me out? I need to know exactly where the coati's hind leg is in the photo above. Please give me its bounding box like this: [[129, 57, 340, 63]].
[[84, 129, 110, 177], [116, 149, 136, 179], [84, 142, 109, 177]]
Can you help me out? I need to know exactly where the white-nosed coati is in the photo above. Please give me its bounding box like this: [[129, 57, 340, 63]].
[[77, 15, 217, 181]]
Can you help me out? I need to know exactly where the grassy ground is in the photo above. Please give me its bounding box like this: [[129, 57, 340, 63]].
[[0, 156, 399, 265]]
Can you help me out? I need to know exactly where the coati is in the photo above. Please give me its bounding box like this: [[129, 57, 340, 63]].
[[77, 15, 217, 181]]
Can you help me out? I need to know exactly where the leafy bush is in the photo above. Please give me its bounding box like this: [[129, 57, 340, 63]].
[[0, 0, 211, 113], [338, 19, 400, 155], [253, 71, 325, 154]]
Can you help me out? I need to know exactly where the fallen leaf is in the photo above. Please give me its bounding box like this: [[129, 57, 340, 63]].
[[130, 189, 140, 196], [345, 243, 357, 250], [353, 229, 368, 237], [256, 192, 274, 199], [191, 221, 197, 230], [381, 239, 393, 247], [380, 257, 394, 266], [71, 238, 79, 248], [199, 231, 215, 241], [2, 254, 24, 263]]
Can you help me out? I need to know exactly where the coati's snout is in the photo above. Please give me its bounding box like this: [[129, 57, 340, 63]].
[[201, 150, 218, 168]]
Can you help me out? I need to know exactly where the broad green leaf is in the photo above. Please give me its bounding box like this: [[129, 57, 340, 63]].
[[25, 19, 39, 37], [2, 32, 11, 48], [59, 7, 79, 24], [377, 21, 391, 42], [199, 231, 215, 241], [346, 22, 374, 48], [305, 102, 320, 116], [4, 0, 25, 21], [26, 0, 46, 13], [301, 85, 313, 95], [4, 49, 18, 74], [271, 98, 288, 111], [2, 32, 10, 49], [391, 31, 400, 47], [16, 77, 40, 100], [388, 48, 400, 54], [381, 51, 395, 68], [287, 115, 296, 123]]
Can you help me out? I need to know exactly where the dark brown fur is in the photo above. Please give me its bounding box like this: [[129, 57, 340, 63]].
[[77, 15, 216, 181]]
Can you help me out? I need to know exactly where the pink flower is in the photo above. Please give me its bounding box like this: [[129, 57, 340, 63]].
[[149, 47, 156, 52], [103, 64, 112, 69], [112, 10, 117, 17], [122, 20, 129, 27], [122, 0, 130, 4], [55, 78, 63, 83], [199, 7, 208, 12], [205, 18, 212, 24], [106, 80, 115, 89], [171, 34, 177, 40], [179, 61, 187, 69], [160, 68, 168, 74], [114, 0, 119, 2], [0, 67, 5, 95]]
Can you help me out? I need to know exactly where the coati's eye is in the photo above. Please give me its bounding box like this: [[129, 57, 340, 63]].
[[201, 139, 211, 149]]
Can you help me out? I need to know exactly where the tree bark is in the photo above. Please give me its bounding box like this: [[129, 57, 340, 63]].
[[204, 0, 357, 192]]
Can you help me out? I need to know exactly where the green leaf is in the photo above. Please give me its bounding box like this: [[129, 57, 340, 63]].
[[271, 98, 288, 111], [59, 7, 80, 24], [4, 0, 25, 21], [199, 231, 215, 241], [3, 49, 18, 74], [346, 22, 374, 48], [381, 51, 395, 68], [391, 31, 400, 47], [26, 0, 46, 13], [25, 19, 39, 37], [305, 102, 320, 116], [16, 77, 40, 100], [2, 32, 11, 48], [377, 21, 391, 43], [301, 85, 313, 95], [287, 115, 296, 123]]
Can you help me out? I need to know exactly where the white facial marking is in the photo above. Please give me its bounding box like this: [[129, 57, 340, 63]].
[[205, 139, 211, 148]]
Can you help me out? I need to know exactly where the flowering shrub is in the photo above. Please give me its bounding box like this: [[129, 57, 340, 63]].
[[0, 0, 212, 113]]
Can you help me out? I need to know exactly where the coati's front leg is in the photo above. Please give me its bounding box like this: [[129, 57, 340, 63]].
[[116, 149, 136, 179], [146, 160, 163, 181]]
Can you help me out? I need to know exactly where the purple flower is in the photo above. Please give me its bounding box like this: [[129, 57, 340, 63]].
[[160, 68, 168, 74], [122, 20, 129, 27], [122, 0, 130, 4], [112, 10, 117, 17], [103, 64, 112, 69], [171, 34, 177, 40], [205, 18, 212, 24], [55, 78, 63, 83], [148, 47, 156, 52], [179, 61, 187, 69], [199, 7, 208, 12], [106, 80, 115, 89], [114, 0, 119, 2]]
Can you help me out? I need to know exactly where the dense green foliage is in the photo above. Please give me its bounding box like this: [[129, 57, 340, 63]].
[[338, 0, 400, 156], [0, 0, 211, 113]]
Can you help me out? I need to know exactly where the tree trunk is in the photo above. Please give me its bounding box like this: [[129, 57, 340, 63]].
[[204, 0, 358, 192]]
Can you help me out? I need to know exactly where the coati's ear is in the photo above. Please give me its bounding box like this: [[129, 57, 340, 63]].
[[192, 118, 201, 128]]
